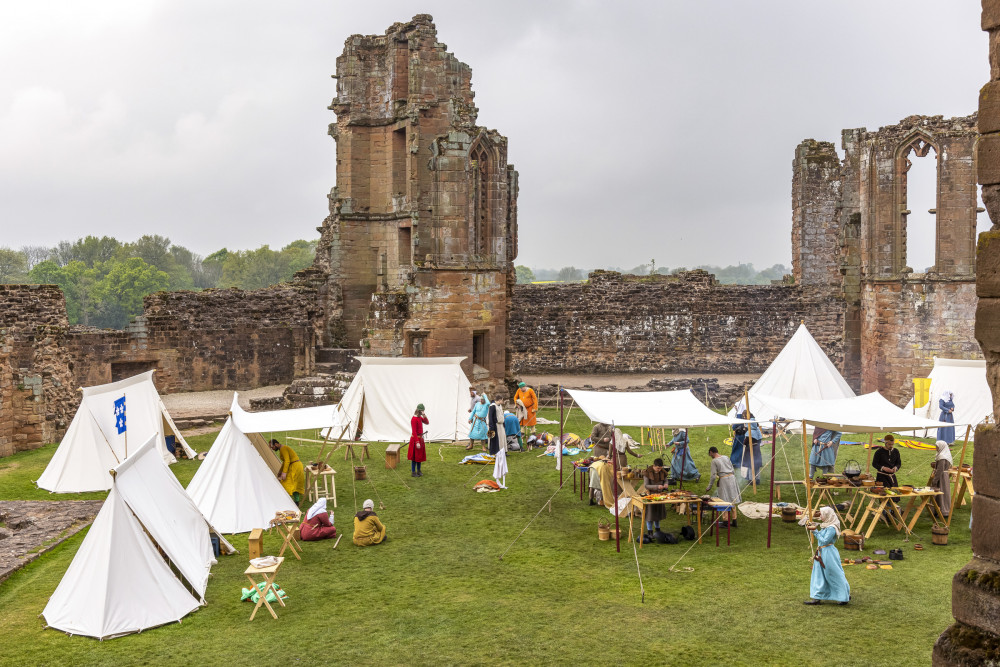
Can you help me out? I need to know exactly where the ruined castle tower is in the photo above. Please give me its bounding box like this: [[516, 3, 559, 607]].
[[315, 15, 518, 390], [792, 116, 982, 403]]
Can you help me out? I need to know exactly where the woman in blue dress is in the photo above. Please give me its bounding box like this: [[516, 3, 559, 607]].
[[804, 506, 850, 605], [467, 393, 489, 450], [668, 429, 700, 482], [808, 428, 841, 478], [937, 390, 956, 444]]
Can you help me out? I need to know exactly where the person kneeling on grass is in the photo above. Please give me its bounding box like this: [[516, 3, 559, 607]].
[[353, 499, 387, 546], [705, 446, 741, 528], [804, 506, 850, 606], [300, 498, 337, 541]]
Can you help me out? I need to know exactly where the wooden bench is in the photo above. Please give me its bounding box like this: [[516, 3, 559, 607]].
[[774, 480, 806, 500], [385, 444, 401, 469]]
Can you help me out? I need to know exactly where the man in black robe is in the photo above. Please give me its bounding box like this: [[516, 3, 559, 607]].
[[487, 399, 505, 455], [871, 434, 901, 488]]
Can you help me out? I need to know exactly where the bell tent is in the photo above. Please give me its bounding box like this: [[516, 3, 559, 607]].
[[37, 371, 195, 493], [904, 357, 994, 437]]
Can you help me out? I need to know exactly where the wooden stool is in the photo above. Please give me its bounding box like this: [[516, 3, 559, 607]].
[[269, 511, 302, 561], [244, 556, 285, 620], [344, 442, 370, 461], [306, 465, 337, 508], [385, 444, 401, 469]]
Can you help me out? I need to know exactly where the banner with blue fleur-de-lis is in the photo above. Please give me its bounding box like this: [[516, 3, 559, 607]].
[[114, 395, 127, 434]]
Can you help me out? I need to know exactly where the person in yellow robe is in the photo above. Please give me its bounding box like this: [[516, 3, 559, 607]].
[[514, 382, 538, 433], [353, 499, 387, 546], [270, 438, 305, 505]]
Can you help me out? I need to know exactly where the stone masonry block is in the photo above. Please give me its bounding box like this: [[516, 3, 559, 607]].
[[985, 3, 1000, 31], [973, 425, 1000, 498], [970, 494, 1000, 560], [978, 232, 1000, 299], [979, 134, 1000, 186], [975, 297, 1000, 354], [952, 557, 1000, 634]]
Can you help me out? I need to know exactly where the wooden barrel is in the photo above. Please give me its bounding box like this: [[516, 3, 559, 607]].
[[932, 525, 949, 546], [781, 507, 797, 523], [354, 465, 367, 480], [843, 532, 864, 551]]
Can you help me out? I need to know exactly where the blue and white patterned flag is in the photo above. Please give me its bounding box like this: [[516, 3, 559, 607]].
[[114, 395, 127, 434]]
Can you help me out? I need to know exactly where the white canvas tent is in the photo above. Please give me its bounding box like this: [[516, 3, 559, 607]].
[[333, 357, 473, 442], [730, 323, 855, 422], [37, 371, 195, 493], [904, 357, 994, 438], [42, 435, 230, 640], [566, 388, 748, 428], [187, 395, 299, 533], [751, 391, 959, 433]]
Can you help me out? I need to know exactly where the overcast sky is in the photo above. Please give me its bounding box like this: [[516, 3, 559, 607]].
[[0, 1, 990, 271]]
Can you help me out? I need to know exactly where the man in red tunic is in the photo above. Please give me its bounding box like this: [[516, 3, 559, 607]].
[[299, 498, 337, 541], [408, 403, 429, 478]]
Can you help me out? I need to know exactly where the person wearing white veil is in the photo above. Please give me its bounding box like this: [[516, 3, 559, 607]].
[[299, 497, 337, 541], [937, 390, 956, 444], [804, 506, 850, 605], [932, 440, 954, 518]]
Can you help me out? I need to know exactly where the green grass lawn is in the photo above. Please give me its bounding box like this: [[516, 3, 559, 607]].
[[0, 408, 973, 666]]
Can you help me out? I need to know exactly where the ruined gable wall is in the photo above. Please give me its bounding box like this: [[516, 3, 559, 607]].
[[509, 271, 845, 376], [791, 139, 842, 287]]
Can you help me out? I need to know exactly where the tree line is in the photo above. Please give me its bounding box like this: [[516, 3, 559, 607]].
[[0, 236, 316, 329], [515, 262, 790, 285]]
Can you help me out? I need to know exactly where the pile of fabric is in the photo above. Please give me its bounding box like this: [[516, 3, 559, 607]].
[[473, 479, 501, 493], [460, 453, 496, 465]]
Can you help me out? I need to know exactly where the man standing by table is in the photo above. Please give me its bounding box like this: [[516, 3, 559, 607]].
[[872, 434, 901, 488], [640, 458, 670, 543], [514, 382, 538, 434]]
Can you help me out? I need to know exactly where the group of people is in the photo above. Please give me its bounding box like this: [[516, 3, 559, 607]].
[[467, 381, 538, 453]]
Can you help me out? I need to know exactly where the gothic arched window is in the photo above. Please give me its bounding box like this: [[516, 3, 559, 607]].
[[471, 141, 492, 256]]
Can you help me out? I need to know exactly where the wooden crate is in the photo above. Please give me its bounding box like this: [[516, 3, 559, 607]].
[[248, 528, 264, 560], [385, 444, 401, 469]]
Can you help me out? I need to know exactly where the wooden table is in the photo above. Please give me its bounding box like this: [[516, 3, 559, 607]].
[[269, 511, 303, 560], [627, 495, 702, 548], [948, 467, 974, 507], [806, 482, 861, 526], [850, 489, 945, 539], [306, 464, 337, 507], [244, 557, 285, 621]]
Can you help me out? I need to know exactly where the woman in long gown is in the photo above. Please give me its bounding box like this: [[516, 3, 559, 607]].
[[668, 429, 700, 482], [804, 506, 850, 605], [468, 393, 489, 450], [706, 447, 742, 527], [407, 404, 428, 477], [937, 390, 956, 444], [932, 439, 953, 518]]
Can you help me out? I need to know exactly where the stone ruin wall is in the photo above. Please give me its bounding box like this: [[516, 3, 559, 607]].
[[509, 270, 846, 376], [0, 285, 77, 456], [933, 3, 1000, 662]]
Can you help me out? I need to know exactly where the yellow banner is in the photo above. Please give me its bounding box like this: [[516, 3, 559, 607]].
[[913, 378, 931, 409]]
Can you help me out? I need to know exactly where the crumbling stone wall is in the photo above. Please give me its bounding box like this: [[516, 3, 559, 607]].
[[933, 4, 1000, 662], [510, 270, 845, 375], [316, 15, 518, 392], [0, 285, 77, 455], [791, 140, 842, 287]]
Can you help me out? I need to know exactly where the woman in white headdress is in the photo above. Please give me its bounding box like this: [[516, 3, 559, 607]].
[[804, 506, 850, 606], [937, 390, 956, 444], [932, 440, 954, 518], [300, 498, 337, 541]]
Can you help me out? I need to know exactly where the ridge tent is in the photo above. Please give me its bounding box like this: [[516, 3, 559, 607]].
[[37, 371, 195, 493], [904, 357, 993, 438], [42, 434, 231, 640], [332, 357, 472, 442], [729, 323, 855, 425], [186, 395, 301, 533]]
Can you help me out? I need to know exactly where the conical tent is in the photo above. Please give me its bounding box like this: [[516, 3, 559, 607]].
[[730, 323, 855, 422], [37, 371, 195, 493], [41, 486, 201, 640], [334, 357, 472, 442], [904, 357, 994, 439], [115, 435, 233, 600], [187, 397, 297, 534]]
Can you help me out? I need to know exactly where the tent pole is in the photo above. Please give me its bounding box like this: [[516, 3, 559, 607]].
[[767, 419, 777, 548], [744, 390, 757, 494], [865, 433, 874, 474], [947, 424, 972, 528], [803, 421, 811, 520], [559, 386, 564, 488], [612, 421, 620, 554]]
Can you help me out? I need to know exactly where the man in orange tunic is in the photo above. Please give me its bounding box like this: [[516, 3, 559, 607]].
[[514, 382, 537, 434]]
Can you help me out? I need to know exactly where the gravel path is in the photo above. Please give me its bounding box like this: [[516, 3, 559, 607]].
[[161, 385, 288, 418]]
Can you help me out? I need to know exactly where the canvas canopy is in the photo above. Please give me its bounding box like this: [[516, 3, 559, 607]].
[[904, 357, 994, 437], [565, 388, 747, 428], [333, 357, 473, 442], [231, 400, 344, 435], [37, 371, 195, 493], [187, 396, 297, 534], [750, 391, 959, 433], [41, 435, 224, 640], [730, 323, 855, 420]]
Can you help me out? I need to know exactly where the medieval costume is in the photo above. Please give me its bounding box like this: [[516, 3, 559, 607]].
[[300, 498, 337, 541], [503, 411, 523, 450], [641, 462, 670, 541], [274, 440, 305, 505], [738, 411, 763, 484], [408, 405, 428, 477], [809, 428, 841, 478], [706, 453, 742, 505], [668, 429, 700, 482], [933, 439, 953, 518], [353, 499, 387, 546], [871, 440, 901, 488], [937, 391, 956, 444], [468, 393, 489, 448], [591, 422, 640, 468], [487, 400, 507, 456], [805, 507, 850, 605], [514, 382, 538, 432]]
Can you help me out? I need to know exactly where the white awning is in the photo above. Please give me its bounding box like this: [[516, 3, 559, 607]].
[[564, 389, 747, 428], [230, 394, 344, 434], [751, 392, 961, 433]]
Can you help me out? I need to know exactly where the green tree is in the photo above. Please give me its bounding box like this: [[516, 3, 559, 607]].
[[0, 247, 28, 283], [51, 236, 121, 267], [515, 265, 535, 284], [90, 257, 170, 329], [557, 266, 583, 282], [197, 248, 228, 288]]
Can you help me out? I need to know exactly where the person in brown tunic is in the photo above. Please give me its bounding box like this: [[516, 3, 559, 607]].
[[932, 439, 953, 518], [639, 458, 669, 543], [590, 422, 641, 468]]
